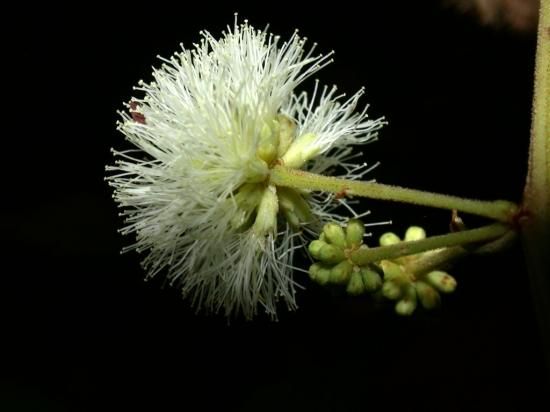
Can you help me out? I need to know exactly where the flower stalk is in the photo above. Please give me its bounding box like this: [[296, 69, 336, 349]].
[[349, 223, 510, 266], [270, 165, 518, 223]]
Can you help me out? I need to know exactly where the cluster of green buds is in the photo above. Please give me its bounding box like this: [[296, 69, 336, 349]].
[[308, 220, 383, 295], [308, 222, 458, 316], [378, 227, 457, 315]]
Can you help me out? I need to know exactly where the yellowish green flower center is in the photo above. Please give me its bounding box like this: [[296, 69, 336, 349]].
[[233, 115, 315, 236]]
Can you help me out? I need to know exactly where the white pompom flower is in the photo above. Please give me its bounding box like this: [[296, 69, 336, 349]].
[[107, 18, 384, 319]]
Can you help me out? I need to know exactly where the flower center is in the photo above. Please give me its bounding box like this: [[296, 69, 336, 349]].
[[231, 115, 314, 235]]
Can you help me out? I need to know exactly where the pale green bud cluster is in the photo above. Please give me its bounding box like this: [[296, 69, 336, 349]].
[[377, 227, 457, 315], [309, 223, 458, 316], [308, 220, 383, 294], [379, 261, 456, 315]]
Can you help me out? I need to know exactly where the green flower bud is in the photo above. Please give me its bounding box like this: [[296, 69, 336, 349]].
[[345, 219, 365, 248], [360, 268, 382, 292], [426, 270, 457, 293], [382, 280, 402, 300], [309, 263, 321, 280], [330, 260, 353, 284], [308, 240, 328, 260], [346, 271, 365, 295], [380, 260, 406, 282], [415, 281, 440, 309], [404, 226, 426, 242], [316, 267, 331, 285], [395, 284, 417, 316], [318, 244, 346, 264], [323, 223, 346, 248], [379, 232, 401, 246], [309, 263, 331, 285]]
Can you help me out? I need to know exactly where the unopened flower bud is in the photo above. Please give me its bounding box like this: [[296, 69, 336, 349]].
[[308, 240, 327, 260], [318, 244, 346, 264], [379, 232, 401, 246], [380, 260, 406, 282], [345, 219, 365, 248], [309, 263, 321, 280], [382, 280, 402, 300], [426, 270, 457, 293], [395, 284, 417, 316], [415, 281, 440, 309], [346, 271, 365, 295], [330, 260, 353, 284], [360, 268, 382, 292], [309, 263, 331, 285], [323, 223, 346, 248], [404, 226, 426, 242]]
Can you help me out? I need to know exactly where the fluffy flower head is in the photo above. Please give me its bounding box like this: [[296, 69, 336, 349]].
[[108, 18, 384, 319]]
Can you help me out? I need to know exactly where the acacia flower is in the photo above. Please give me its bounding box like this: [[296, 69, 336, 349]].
[[107, 18, 384, 319]]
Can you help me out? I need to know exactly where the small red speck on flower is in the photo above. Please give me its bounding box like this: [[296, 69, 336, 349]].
[[129, 101, 146, 124], [335, 187, 348, 200]]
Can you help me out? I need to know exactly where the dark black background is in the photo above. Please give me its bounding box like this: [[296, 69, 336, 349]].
[[4, 1, 548, 410]]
